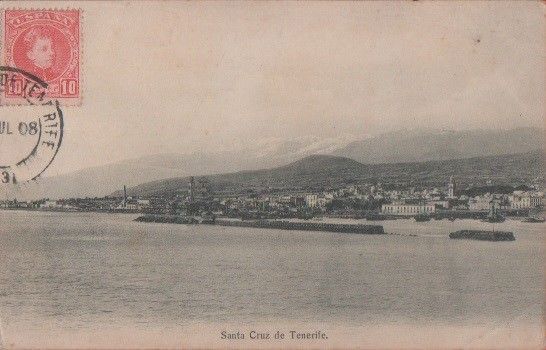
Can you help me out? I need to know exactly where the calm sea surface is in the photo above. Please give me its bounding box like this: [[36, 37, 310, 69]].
[[0, 210, 543, 346]]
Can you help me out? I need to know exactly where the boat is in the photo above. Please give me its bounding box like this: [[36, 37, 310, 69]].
[[522, 217, 545, 223], [449, 230, 515, 241], [522, 208, 545, 223], [482, 199, 505, 223], [414, 213, 431, 222], [482, 213, 505, 223], [365, 213, 387, 221]]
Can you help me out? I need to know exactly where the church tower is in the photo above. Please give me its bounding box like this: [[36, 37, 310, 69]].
[[447, 176, 455, 198]]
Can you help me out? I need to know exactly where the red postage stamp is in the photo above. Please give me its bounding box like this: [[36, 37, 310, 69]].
[[3, 9, 81, 105]]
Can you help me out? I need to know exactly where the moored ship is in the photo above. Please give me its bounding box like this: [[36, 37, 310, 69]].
[[414, 213, 431, 222], [449, 230, 515, 241], [522, 216, 545, 223], [482, 198, 506, 223]]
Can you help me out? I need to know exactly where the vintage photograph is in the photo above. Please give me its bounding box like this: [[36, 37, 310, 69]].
[[0, 1, 544, 349]]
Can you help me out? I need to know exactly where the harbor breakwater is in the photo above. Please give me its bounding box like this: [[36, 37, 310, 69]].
[[135, 215, 385, 235], [449, 230, 515, 241], [135, 214, 199, 224], [213, 219, 385, 234]]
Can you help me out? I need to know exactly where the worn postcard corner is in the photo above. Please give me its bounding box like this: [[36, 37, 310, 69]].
[[0, 1, 544, 350]]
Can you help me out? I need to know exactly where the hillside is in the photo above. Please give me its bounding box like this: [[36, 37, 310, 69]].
[[118, 150, 544, 198], [5, 137, 353, 200], [114, 155, 366, 197]]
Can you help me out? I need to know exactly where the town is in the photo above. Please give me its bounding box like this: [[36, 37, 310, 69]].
[[1, 175, 544, 223]]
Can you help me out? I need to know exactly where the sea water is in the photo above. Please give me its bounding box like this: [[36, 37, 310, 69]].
[[0, 210, 542, 348]]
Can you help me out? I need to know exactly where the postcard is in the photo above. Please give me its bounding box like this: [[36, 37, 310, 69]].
[[0, 1, 544, 349]]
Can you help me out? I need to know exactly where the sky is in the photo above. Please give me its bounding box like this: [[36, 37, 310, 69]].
[[2, 1, 545, 175]]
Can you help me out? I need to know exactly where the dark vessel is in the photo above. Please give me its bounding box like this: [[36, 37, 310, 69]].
[[135, 215, 199, 224], [365, 213, 389, 221], [522, 217, 545, 223], [483, 214, 505, 223], [135, 216, 385, 235], [522, 208, 545, 223], [482, 199, 505, 223], [211, 219, 385, 235], [414, 213, 431, 222], [449, 230, 515, 241]]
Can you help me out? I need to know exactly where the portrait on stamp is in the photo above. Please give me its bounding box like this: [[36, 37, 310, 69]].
[[4, 9, 80, 103]]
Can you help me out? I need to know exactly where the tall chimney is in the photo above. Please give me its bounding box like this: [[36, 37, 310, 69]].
[[189, 177, 195, 204], [123, 185, 127, 207]]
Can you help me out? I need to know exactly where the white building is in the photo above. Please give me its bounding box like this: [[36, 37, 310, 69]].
[[305, 194, 318, 208], [317, 197, 329, 208], [509, 191, 544, 209], [41, 200, 62, 209], [381, 204, 435, 216], [137, 199, 150, 206], [468, 197, 491, 211]]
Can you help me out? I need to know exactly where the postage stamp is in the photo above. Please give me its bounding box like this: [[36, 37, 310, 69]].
[[0, 66, 63, 183], [2, 9, 80, 105]]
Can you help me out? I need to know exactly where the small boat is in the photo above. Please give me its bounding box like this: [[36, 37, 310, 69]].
[[365, 213, 387, 221], [482, 200, 505, 223], [414, 213, 431, 222], [482, 214, 505, 223], [522, 217, 545, 223], [450, 230, 515, 241]]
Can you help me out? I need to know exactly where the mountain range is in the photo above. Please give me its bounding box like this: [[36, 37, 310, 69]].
[[333, 127, 544, 164], [5, 128, 543, 200]]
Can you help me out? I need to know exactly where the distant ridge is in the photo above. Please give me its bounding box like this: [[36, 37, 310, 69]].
[[117, 150, 544, 198], [334, 127, 545, 164]]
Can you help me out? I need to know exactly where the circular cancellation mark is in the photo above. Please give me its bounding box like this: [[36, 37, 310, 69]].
[[0, 66, 63, 184]]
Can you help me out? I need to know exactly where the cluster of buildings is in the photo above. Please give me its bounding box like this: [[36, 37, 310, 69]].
[[380, 178, 543, 216], [1, 177, 543, 218], [381, 192, 544, 217]]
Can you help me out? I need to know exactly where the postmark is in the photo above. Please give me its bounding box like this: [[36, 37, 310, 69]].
[[3, 9, 80, 105], [0, 66, 63, 184]]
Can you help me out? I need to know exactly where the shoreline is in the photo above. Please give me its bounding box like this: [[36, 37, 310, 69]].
[[0, 206, 538, 219], [1, 207, 542, 226]]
